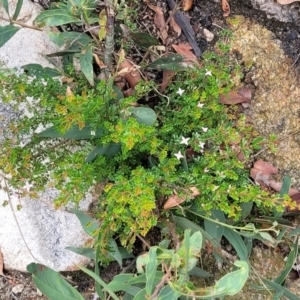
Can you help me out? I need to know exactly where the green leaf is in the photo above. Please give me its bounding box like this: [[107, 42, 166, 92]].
[[65, 247, 94, 259], [214, 261, 249, 295], [280, 175, 291, 196], [80, 45, 94, 86], [133, 288, 147, 300], [107, 274, 147, 292], [69, 208, 98, 236], [130, 31, 158, 50], [47, 50, 81, 57], [147, 54, 184, 70], [78, 266, 119, 300], [0, 25, 20, 47], [223, 228, 248, 261], [188, 267, 212, 278], [21, 64, 61, 77], [27, 263, 85, 300], [274, 238, 298, 285], [172, 216, 221, 255], [108, 239, 122, 267], [48, 31, 92, 48], [145, 247, 158, 295], [240, 202, 253, 220], [204, 210, 225, 244], [85, 143, 121, 162], [261, 278, 300, 300], [35, 9, 81, 26], [158, 285, 181, 299], [12, 0, 23, 20], [0, 0, 9, 16], [287, 226, 300, 237], [130, 107, 157, 126], [38, 124, 104, 139]]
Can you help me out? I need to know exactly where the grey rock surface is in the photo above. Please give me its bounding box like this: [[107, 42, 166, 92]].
[[251, 0, 300, 24], [0, 0, 92, 272]]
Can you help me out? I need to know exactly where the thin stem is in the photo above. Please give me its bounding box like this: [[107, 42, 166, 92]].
[[0, 16, 42, 31]]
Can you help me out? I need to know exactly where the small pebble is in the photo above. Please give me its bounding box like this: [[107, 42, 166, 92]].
[[12, 283, 24, 294], [203, 28, 214, 42]]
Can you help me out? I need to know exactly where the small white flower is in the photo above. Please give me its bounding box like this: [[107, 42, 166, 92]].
[[197, 102, 204, 108], [174, 151, 184, 160], [176, 88, 185, 96], [180, 136, 190, 145], [199, 142, 205, 149], [202, 127, 208, 132], [23, 182, 33, 192], [91, 131, 96, 136], [205, 69, 212, 76], [204, 168, 209, 173]]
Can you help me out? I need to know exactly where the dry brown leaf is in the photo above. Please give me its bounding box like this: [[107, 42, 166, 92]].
[[171, 43, 200, 66], [0, 249, 3, 276], [170, 15, 181, 37], [253, 160, 278, 175], [182, 0, 193, 11], [160, 70, 175, 93], [93, 53, 107, 69], [276, 0, 300, 4], [219, 88, 252, 104], [221, 0, 230, 17], [164, 187, 200, 209], [118, 59, 141, 88], [65, 86, 74, 97], [164, 194, 187, 209], [148, 4, 168, 44]]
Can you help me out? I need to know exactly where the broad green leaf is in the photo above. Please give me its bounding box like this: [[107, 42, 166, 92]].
[[35, 9, 81, 26], [172, 216, 221, 253], [12, 0, 23, 20], [27, 263, 84, 300], [80, 45, 94, 86], [274, 176, 291, 217], [65, 246, 94, 259], [107, 274, 147, 292], [214, 261, 249, 295], [78, 266, 119, 300], [158, 285, 181, 299], [188, 267, 212, 278], [223, 228, 248, 261], [0, 25, 20, 47], [244, 238, 253, 256], [85, 143, 121, 162], [48, 31, 92, 48], [261, 278, 299, 300], [0, 0, 9, 16], [145, 247, 158, 295], [21, 64, 61, 77], [287, 226, 300, 237], [108, 238, 122, 267], [204, 210, 225, 243], [274, 238, 298, 285], [136, 252, 148, 274], [69, 208, 98, 236], [130, 107, 157, 126], [130, 32, 158, 50], [147, 54, 184, 70], [240, 202, 253, 220], [273, 291, 284, 300], [280, 175, 291, 196], [133, 288, 147, 300], [258, 232, 276, 243], [38, 124, 104, 139]]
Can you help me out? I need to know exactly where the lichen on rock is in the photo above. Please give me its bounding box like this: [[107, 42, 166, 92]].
[[229, 15, 300, 188]]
